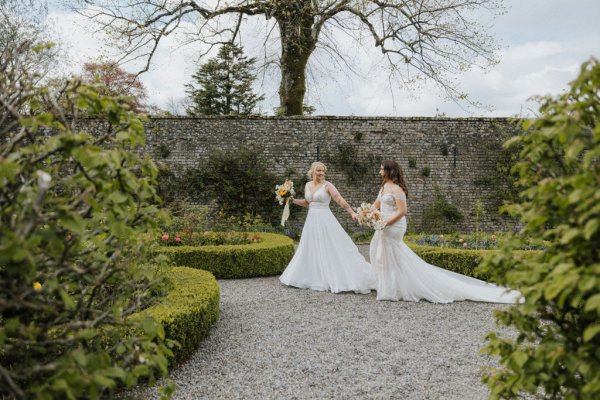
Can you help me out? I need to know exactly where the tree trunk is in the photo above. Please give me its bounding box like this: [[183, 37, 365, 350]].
[[277, 8, 316, 116]]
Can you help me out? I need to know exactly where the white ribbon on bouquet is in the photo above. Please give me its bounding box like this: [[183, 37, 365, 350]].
[[281, 198, 291, 227]]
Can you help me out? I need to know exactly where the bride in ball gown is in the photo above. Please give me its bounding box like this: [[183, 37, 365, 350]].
[[279, 162, 376, 293], [369, 160, 521, 303]]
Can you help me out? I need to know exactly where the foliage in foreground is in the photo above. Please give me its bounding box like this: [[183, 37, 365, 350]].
[[480, 58, 600, 399], [0, 42, 173, 398]]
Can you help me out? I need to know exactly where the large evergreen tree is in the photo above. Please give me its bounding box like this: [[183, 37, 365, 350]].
[[185, 43, 264, 116]]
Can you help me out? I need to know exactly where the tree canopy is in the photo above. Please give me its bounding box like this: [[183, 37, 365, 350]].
[[73, 0, 503, 115], [81, 61, 151, 113]]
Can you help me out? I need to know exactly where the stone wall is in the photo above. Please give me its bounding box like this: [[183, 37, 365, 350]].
[[82, 116, 522, 233]]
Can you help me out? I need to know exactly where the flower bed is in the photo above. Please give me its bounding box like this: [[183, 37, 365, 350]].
[[408, 233, 548, 250], [158, 232, 295, 279], [159, 231, 262, 246], [131, 267, 220, 363]]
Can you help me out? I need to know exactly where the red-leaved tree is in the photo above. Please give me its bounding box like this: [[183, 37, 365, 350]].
[[81, 61, 150, 113]]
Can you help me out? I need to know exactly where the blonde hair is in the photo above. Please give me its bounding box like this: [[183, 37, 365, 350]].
[[307, 161, 327, 179]]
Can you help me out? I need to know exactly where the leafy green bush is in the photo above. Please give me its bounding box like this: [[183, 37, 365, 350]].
[[0, 43, 172, 398], [184, 146, 281, 224], [351, 230, 375, 244], [422, 186, 464, 233], [158, 233, 295, 278], [421, 186, 464, 233], [480, 58, 600, 399], [134, 267, 220, 363]]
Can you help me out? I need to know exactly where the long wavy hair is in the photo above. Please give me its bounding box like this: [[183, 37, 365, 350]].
[[381, 160, 409, 198]]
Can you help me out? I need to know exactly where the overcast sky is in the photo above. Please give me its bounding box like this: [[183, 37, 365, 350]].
[[47, 1, 600, 117]]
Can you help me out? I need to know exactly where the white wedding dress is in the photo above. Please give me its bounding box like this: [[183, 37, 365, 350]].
[[279, 182, 376, 293], [369, 191, 521, 303]]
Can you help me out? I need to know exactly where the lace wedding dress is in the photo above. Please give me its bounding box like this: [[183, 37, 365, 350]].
[[279, 182, 376, 293], [369, 191, 521, 303]]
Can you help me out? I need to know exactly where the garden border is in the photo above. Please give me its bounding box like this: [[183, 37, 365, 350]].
[[157, 232, 295, 279], [133, 267, 220, 363]]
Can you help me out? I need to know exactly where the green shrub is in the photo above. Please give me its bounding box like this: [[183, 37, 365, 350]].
[[133, 267, 220, 363], [480, 58, 600, 399], [351, 230, 375, 244], [158, 233, 294, 278], [421, 186, 464, 233], [184, 146, 281, 224], [0, 43, 172, 398]]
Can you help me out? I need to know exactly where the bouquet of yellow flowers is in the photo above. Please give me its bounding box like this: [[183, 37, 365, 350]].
[[275, 180, 295, 226], [355, 202, 386, 230]]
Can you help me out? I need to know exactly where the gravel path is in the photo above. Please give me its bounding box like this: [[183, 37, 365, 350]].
[[133, 245, 509, 399]]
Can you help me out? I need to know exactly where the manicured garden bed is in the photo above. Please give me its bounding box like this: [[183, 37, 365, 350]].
[[131, 267, 220, 363], [158, 232, 295, 279]]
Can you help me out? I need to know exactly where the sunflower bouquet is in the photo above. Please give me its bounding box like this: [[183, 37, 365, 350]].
[[275, 180, 295, 226]]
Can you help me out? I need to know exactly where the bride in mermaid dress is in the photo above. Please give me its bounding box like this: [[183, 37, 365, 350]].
[[279, 162, 376, 293], [369, 160, 520, 303]]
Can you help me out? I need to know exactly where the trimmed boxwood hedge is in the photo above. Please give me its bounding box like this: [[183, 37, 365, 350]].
[[132, 267, 220, 363], [158, 232, 295, 279], [406, 242, 540, 282]]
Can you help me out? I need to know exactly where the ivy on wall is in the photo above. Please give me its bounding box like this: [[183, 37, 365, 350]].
[[334, 143, 376, 184], [473, 120, 523, 215], [420, 186, 464, 233]]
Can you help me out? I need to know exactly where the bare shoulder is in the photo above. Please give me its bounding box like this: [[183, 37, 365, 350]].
[[392, 185, 405, 195], [325, 181, 339, 193], [384, 182, 402, 192]]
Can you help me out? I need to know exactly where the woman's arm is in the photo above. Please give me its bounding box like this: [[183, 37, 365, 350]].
[[384, 190, 407, 226], [326, 182, 358, 219], [292, 197, 309, 207], [291, 182, 310, 207], [372, 198, 381, 210]]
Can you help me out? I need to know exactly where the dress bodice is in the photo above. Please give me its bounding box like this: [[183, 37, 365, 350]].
[[378, 191, 407, 215], [305, 183, 331, 208]]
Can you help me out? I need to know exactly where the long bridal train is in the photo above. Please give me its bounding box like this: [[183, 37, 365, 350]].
[[370, 192, 520, 303]]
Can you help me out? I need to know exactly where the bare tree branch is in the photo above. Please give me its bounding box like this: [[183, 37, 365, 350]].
[[69, 0, 504, 114]]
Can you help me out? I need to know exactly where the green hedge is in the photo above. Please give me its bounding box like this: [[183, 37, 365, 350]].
[[132, 267, 220, 363], [406, 242, 540, 282], [158, 232, 295, 279]]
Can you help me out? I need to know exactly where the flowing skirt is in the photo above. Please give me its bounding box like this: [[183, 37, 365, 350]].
[[280, 205, 376, 293], [369, 217, 520, 303]]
